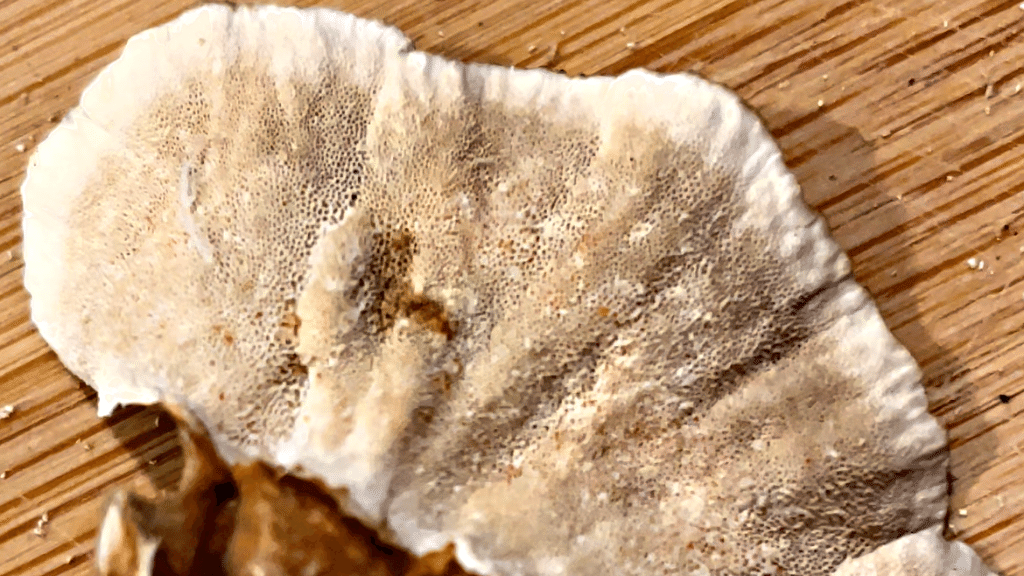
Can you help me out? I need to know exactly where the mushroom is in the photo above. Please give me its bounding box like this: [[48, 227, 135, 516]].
[[20, 4, 997, 576]]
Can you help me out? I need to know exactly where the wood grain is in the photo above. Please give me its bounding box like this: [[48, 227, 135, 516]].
[[1, 0, 1022, 574]]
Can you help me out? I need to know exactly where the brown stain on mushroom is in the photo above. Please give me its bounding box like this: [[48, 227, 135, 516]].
[[400, 293, 456, 341], [360, 228, 456, 340], [211, 324, 235, 346]]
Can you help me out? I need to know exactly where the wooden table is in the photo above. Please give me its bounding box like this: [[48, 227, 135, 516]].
[[1, 0, 1022, 574]]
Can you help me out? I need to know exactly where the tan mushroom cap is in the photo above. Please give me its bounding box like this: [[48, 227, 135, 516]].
[[21, 4, 997, 576]]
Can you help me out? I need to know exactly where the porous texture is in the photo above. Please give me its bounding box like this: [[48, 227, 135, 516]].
[[20, 4, 997, 576]]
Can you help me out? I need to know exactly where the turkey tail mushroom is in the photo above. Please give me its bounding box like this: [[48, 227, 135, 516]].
[[21, 4, 999, 576]]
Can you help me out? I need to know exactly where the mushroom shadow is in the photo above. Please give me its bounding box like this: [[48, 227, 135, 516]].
[[96, 386, 183, 493]]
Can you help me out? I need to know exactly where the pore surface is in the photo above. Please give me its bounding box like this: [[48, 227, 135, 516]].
[[20, 4, 996, 576]]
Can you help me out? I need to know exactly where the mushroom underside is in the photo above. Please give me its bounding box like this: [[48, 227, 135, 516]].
[[19, 4, 999, 576]]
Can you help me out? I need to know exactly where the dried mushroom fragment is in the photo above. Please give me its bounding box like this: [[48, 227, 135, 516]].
[[20, 4, 998, 576], [98, 406, 471, 576]]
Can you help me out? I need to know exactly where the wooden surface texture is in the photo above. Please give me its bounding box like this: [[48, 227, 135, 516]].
[[1, 0, 1023, 574]]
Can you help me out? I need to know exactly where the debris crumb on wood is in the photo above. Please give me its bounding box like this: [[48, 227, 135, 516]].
[[985, 106, 991, 115], [943, 19, 949, 27], [777, 80, 790, 89], [985, 84, 994, 98], [33, 512, 49, 537], [967, 258, 979, 269], [1016, 83, 1022, 94], [947, 174, 955, 181], [0, 405, 13, 419], [527, 45, 537, 53], [958, 508, 968, 517], [14, 142, 26, 153], [0, 471, 7, 479], [817, 99, 824, 107], [543, 42, 561, 66], [625, 41, 636, 50]]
